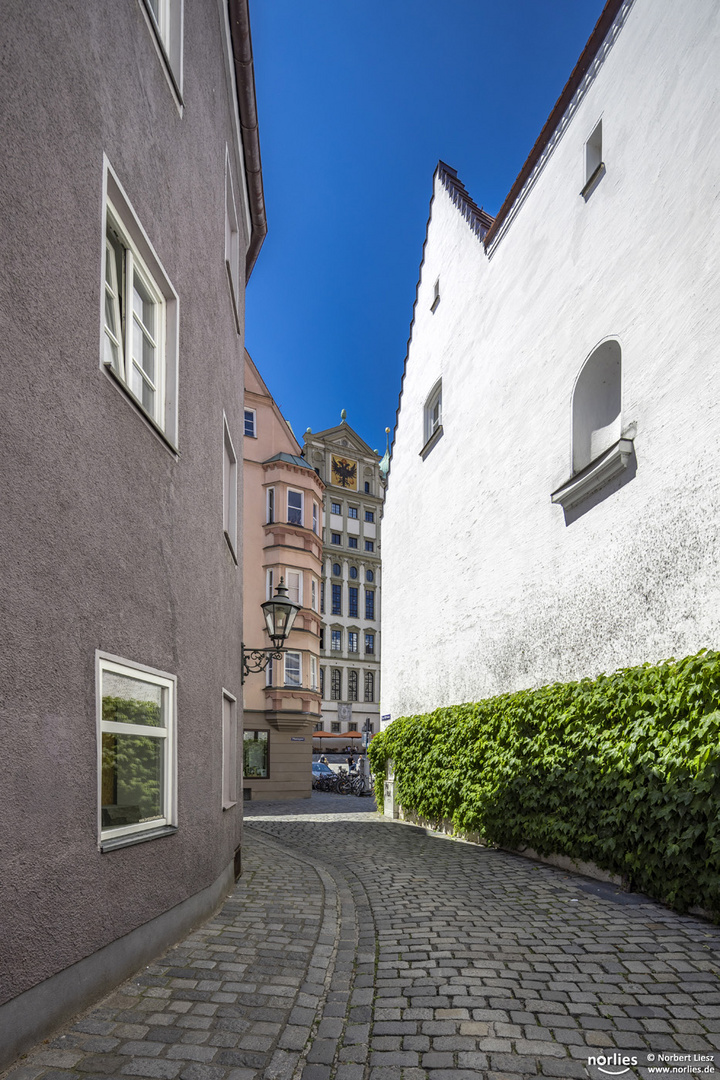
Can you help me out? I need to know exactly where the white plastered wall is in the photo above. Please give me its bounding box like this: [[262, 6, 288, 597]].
[[381, 0, 720, 722]]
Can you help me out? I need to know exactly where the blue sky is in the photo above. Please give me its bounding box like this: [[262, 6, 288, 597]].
[[245, 1, 607, 455]]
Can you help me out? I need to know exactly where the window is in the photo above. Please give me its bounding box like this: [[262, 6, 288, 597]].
[[286, 570, 302, 606], [287, 489, 303, 526], [585, 120, 603, 188], [348, 670, 358, 700], [348, 507, 358, 519], [331, 533, 341, 545], [331, 630, 342, 651], [331, 721, 341, 733], [320, 628, 325, 650], [312, 503, 319, 534], [222, 691, 237, 809], [572, 340, 622, 472], [266, 656, 273, 686], [285, 651, 301, 687], [266, 487, 275, 524], [331, 669, 342, 700], [266, 568, 274, 600], [332, 563, 341, 576], [365, 511, 374, 523], [223, 416, 237, 559], [365, 633, 375, 654], [364, 482, 371, 494], [364, 672, 374, 702], [98, 653, 176, 846], [365, 590, 375, 620], [348, 537, 358, 549], [332, 584, 342, 616], [243, 731, 269, 779], [244, 408, 256, 437], [103, 176, 178, 444], [310, 656, 318, 691], [349, 566, 358, 580], [366, 570, 374, 583], [423, 380, 442, 448], [320, 668, 325, 698], [349, 587, 358, 618], [225, 154, 240, 323], [365, 540, 374, 553], [314, 720, 323, 732], [311, 578, 318, 612], [320, 581, 325, 614], [431, 277, 440, 312], [142, 0, 184, 101], [348, 632, 358, 653], [331, 502, 342, 514]]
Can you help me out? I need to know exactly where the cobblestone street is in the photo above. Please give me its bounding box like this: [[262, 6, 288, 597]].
[[5, 793, 720, 1080]]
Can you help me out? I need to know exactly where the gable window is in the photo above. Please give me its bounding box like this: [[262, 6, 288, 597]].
[[287, 489, 303, 526], [102, 167, 178, 446], [266, 487, 275, 524], [348, 670, 358, 700], [365, 633, 374, 654], [365, 540, 374, 553], [98, 652, 176, 848], [365, 511, 374, 523], [348, 507, 358, 519], [222, 691, 237, 809], [364, 672, 374, 702], [331, 584, 342, 616], [348, 537, 358, 549], [141, 0, 184, 103], [331, 533, 341, 545], [331, 669, 342, 700], [422, 379, 443, 453], [223, 416, 238, 560], [331, 630, 342, 651], [365, 590, 375, 620], [244, 408, 256, 437], [348, 632, 358, 653], [243, 731, 269, 779], [284, 651, 301, 687]]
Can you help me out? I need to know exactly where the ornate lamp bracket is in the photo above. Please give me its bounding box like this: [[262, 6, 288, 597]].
[[241, 646, 285, 684]]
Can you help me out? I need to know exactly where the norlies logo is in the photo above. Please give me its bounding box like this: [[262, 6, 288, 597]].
[[588, 1054, 639, 1075]]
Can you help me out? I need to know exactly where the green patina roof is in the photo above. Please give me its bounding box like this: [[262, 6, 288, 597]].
[[263, 452, 316, 471]]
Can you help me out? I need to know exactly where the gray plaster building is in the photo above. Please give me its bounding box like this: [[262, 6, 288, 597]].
[[0, 0, 265, 1065]]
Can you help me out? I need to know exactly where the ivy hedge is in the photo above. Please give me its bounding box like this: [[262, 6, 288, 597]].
[[368, 649, 720, 915]]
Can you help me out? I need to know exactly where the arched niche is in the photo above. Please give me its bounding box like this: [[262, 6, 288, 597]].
[[572, 339, 621, 473]]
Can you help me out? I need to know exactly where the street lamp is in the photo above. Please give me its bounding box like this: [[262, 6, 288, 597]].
[[242, 577, 302, 683]]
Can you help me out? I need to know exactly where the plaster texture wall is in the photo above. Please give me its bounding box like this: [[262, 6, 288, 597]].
[[382, 0, 720, 722], [0, 0, 252, 1015]]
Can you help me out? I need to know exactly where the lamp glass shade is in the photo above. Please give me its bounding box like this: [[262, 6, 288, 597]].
[[261, 578, 301, 647]]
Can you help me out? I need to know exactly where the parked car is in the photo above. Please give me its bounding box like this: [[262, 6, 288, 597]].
[[311, 761, 335, 789]]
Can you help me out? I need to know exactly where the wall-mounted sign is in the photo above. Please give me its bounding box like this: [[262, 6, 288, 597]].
[[290, 737, 305, 742], [381, 714, 391, 722]]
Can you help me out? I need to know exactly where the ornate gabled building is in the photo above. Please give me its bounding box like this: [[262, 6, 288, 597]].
[[243, 353, 324, 799], [303, 416, 387, 742]]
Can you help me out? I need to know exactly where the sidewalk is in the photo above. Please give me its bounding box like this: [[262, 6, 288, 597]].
[[4, 792, 720, 1080]]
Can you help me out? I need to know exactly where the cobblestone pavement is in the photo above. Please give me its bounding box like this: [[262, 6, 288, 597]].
[[5, 793, 720, 1080]]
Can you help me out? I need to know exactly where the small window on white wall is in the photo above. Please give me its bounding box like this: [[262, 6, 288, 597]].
[[222, 691, 237, 809], [572, 340, 621, 473], [223, 416, 238, 560], [585, 120, 603, 183], [423, 379, 442, 451]]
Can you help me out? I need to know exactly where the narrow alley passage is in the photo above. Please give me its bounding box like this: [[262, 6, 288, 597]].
[[5, 794, 720, 1080]]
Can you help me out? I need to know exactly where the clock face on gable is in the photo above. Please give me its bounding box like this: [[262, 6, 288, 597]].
[[331, 455, 358, 489]]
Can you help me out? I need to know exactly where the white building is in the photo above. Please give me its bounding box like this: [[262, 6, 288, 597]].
[[382, 0, 720, 723], [303, 417, 386, 741]]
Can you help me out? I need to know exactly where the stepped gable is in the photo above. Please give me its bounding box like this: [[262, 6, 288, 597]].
[[437, 161, 494, 240]]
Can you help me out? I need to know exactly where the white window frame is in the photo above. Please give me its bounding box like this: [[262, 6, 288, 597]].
[[266, 487, 275, 524], [222, 689, 237, 809], [424, 379, 443, 446], [312, 502, 319, 535], [266, 655, 274, 687], [223, 414, 238, 560], [287, 488, 304, 527], [101, 160, 179, 447], [96, 651, 177, 847], [266, 568, 274, 601], [225, 150, 241, 328], [310, 655, 318, 691], [244, 407, 257, 438], [284, 651, 302, 687], [285, 569, 303, 607], [311, 578, 318, 612], [139, 0, 184, 107]]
